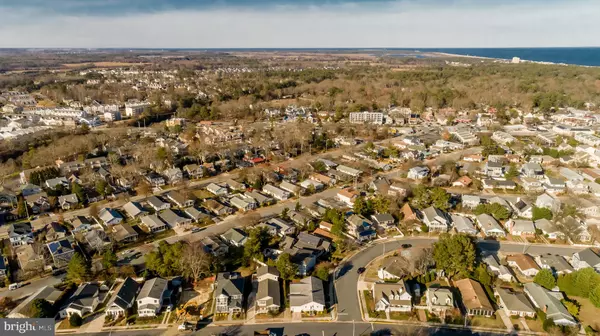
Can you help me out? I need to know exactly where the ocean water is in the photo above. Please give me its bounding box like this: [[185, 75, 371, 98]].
[[419, 47, 600, 67]]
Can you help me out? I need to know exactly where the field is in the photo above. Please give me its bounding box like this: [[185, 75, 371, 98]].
[[62, 62, 150, 68]]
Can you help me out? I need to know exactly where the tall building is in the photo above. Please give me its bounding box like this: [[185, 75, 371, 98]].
[[349, 112, 384, 125]]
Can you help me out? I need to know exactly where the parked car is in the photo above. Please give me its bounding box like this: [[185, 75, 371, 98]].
[[357, 267, 366, 274]]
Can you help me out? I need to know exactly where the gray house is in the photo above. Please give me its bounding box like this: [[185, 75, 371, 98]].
[[214, 272, 245, 314], [572, 248, 600, 271], [523, 283, 577, 326], [420, 206, 449, 232], [220, 228, 248, 247]]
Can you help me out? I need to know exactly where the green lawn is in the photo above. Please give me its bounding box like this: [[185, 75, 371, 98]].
[[469, 315, 506, 329]]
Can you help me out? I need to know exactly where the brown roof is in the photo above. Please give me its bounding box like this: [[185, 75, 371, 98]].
[[455, 176, 472, 185], [319, 221, 332, 230], [401, 203, 417, 221], [312, 228, 334, 241], [507, 254, 540, 271], [310, 173, 331, 184], [582, 168, 600, 180], [454, 278, 494, 311], [338, 188, 358, 199]]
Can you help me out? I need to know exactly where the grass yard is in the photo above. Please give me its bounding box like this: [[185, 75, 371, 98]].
[[390, 312, 417, 321], [193, 190, 214, 200], [469, 315, 507, 329], [523, 317, 544, 333], [57, 319, 80, 330], [571, 296, 600, 331], [132, 313, 165, 325], [363, 290, 384, 319]]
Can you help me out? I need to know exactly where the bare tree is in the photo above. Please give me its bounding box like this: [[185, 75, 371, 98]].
[[413, 248, 435, 275], [182, 242, 213, 285]]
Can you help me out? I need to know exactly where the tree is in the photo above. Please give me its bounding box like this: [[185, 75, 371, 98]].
[[66, 252, 89, 284], [430, 187, 450, 211], [534, 269, 556, 290], [372, 196, 390, 214], [69, 313, 83, 327], [589, 285, 600, 308], [88, 203, 99, 218], [295, 201, 301, 212], [71, 182, 85, 203], [182, 242, 213, 285], [474, 264, 493, 286], [314, 263, 332, 281], [30, 299, 55, 318], [474, 203, 510, 220], [16, 196, 28, 218], [145, 241, 184, 277], [280, 207, 290, 220], [532, 206, 553, 221], [102, 249, 118, 270], [504, 164, 519, 179], [243, 228, 270, 264], [561, 299, 580, 317], [276, 253, 298, 280], [353, 196, 370, 216], [432, 233, 477, 277], [410, 185, 432, 209]]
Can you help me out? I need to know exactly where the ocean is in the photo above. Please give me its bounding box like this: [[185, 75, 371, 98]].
[[419, 47, 600, 67]]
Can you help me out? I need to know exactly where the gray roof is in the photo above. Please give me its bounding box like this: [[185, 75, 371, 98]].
[[476, 214, 504, 233], [524, 283, 576, 325], [289, 276, 325, 308], [451, 214, 477, 233], [184, 207, 210, 221], [257, 265, 279, 278], [9, 222, 32, 238], [58, 193, 78, 204], [538, 254, 574, 274], [107, 277, 139, 311], [422, 206, 447, 224], [146, 196, 170, 209], [215, 272, 245, 297], [68, 283, 99, 311], [159, 209, 189, 226], [371, 213, 395, 224], [221, 228, 247, 244], [576, 248, 600, 267], [137, 277, 168, 301], [122, 201, 146, 217], [257, 278, 280, 307], [496, 288, 535, 314], [141, 215, 168, 230], [511, 220, 535, 232]]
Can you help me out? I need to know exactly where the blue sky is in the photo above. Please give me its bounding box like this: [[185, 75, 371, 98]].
[[0, 0, 597, 48]]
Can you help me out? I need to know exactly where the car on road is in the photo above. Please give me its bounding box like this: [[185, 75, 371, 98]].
[[191, 227, 203, 233], [401, 244, 412, 249], [8, 282, 23, 290], [357, 267, 366, 274]]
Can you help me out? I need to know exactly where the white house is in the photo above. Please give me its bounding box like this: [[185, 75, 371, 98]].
[[137, 278, 169, 317], [289, 276, 326, 313], [105, 278, 139, 317], [407, 166, 429, 180], [373, 281, 412, 313]]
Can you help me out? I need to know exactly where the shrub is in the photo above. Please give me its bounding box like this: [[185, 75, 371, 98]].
[[69, 313, 82, 327]]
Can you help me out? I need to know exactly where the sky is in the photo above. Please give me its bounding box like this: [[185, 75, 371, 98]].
[[0, 0, 597, 48]]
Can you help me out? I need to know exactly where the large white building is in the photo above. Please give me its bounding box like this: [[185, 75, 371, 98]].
[[125, 102, 151, 117], [349, 112, 384, 125], [24, 108, 86, 119]]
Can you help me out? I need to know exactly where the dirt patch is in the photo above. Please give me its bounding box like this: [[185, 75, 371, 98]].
[[571, 296, 600, 330]]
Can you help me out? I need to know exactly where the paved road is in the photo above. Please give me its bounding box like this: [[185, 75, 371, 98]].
[[334, 237, 586, 322], [69, 322, 505, 336], [0, 274, 65, 299]]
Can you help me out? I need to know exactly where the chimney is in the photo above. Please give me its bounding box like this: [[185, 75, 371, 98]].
[[543, 305, 548, 313]]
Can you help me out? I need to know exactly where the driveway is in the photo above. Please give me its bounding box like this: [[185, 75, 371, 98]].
[[495, 309, 513, 331]]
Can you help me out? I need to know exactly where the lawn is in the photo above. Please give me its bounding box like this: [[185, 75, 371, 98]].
[[131, 313, 165, 325], [469, 315, 507, 329], [523, 317, 544, 333], [363, 290, 384, 319], [57, 319, 80, 330], [390, 312, 416, 321], [193, 190, 214, 200], [571, 296, 600, 331]]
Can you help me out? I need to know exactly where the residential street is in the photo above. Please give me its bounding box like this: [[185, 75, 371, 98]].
[[0, 273, 65, 299]]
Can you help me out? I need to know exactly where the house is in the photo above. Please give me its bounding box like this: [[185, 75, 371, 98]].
[[244, 191, 273, 206], [495, 288, 536, 318], [15, 244, 45, 272], [98, 208, 123, 226], [71, 216, 93, 233], [63, 283, 100, 318], [482, 254, 514, 282], [451, 214, 478, 235], [259, 218, 295, 237], [507, 254, 540, 277], [183, 164, 204, 179], [336, 164, 362, 178], [44, 177, 69, 190], [47, 238, 74, 268], [45, 222, 67, 242], [262, 184, 290, 201], [255, 266, 281, 314], [289, 211, 311, 227], [544, 177, 566, 194], [346, 214, 377, 242], [535, 254, 574, 275], [373, 281, 413, 313], [310, 173, 335, 186], [521, 162, 544, 179], [204, 199, 233, 216], [122, 201, 148, 218], [223, 179, 246, 191], [231, 196, 257, 211], [289, 276, 325, 313], [140, 215, 169, 233], [9, 222, 33, 246], [510, 199, 533, 219], [146, 196, 171, 211], [220, 228, 248, 247], [279, 181, 300, 195], [293, 232, 331, 254], [166, 191, 194, 208], [8, 286, 63, 318], [534, 219, 563, 240], [214, 272, 246, 314], [25, 192, 51, 213], [420, 206, 449, 232], [206, 183, 228, 196], [388, 182, 409, 198], [452, 176, 472, 188], [476, 214, 505, 237], [425, 288, 454, 316], [461, 195, 481, 209], [58, 194, 79, 210], [300, 179, 324, 191], [524, 283, 577, 326], [112, 223, 139, 243], [407, 166, 430, 180], [521, 177, 544, 192], [506, 219, 536, 237], [106, 277, 140, 317], [137, 277, 169, 317], [84, 229, 111, 252], [337, 188, 358, 206], [163, 167, 183, 185], [535, 193, 561, 213], [483, 161, 504, 178], [159, 209, 192, 228], [571, 248, 600, 271], [183, 207, 212, 223], [200, 236, 229, 257], [401, 203, 418, 222], [378, 257, 410, 280], [483, 179, 516, 190], [20, 183, 43, 197], [145, 172, 166, 187], [371, 213, 395, 228], [454, 278, 494, 317]]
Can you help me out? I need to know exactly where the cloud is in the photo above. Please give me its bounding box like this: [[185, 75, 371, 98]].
[[0, 0, 597, 48]]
